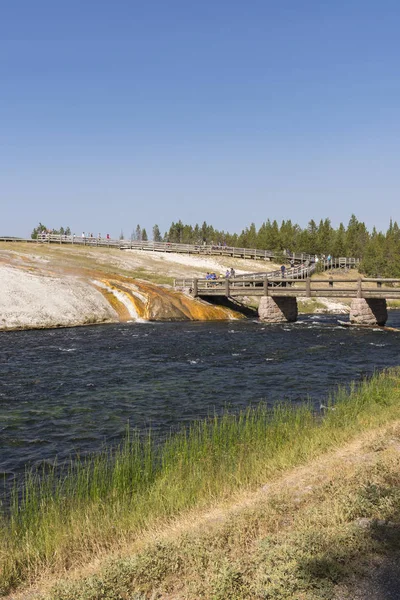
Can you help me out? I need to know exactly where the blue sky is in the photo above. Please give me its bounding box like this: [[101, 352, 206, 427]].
[[1, 1, 400, 238]]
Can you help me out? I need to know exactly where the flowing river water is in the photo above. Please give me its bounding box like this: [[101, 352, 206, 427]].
[[2, 312, 400, 497]]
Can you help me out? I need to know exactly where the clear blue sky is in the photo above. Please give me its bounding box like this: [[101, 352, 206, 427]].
[[1, 0, 400, 238]]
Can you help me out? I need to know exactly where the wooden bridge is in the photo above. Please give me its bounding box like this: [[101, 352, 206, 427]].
[[175, 272, 400, 326], [185, 276, 400, 300], [0, 235, 359, 268]]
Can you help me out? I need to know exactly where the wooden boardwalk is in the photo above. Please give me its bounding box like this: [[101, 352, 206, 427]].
[[0, 236, 359, 268]]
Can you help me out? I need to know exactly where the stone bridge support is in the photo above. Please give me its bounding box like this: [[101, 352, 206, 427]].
[[258, 296, 298, 323], [350, 298, 388, 326]]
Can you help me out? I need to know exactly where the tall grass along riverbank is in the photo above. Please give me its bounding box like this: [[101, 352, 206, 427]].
[[1, 368, 400, 598]]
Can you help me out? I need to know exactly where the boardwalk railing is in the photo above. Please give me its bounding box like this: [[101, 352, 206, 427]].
[[189, 277, 400, 299], [0, 235, 360, 269], [174, 263, 316, 290], [234, 263, 316, 280], [0, 235, 122, 247]]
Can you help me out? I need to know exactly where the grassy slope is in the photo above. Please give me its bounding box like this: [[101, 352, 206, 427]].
[[0, 242, 281, 282], [2, 369, 400, 599], [0, 242, 175, 285]]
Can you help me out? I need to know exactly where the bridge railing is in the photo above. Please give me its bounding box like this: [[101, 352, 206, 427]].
[[320, 257, 360, 270], [194, 276, 301, 293], [236, 262, 316, 280], [191, 277, 400, 298]]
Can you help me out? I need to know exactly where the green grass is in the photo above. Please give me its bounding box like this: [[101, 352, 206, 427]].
[[387, 299, 400, 309], [1, 369, 400, 595], [297, 299, 327, 313], [124, 267, 174, 285]]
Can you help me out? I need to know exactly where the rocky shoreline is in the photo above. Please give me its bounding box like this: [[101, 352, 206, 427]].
[[0, 244, 250, 331]]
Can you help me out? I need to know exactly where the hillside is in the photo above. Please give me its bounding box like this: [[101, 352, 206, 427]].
[[0, 242, 273, 330]]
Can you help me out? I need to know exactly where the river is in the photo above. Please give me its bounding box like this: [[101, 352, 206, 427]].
[[2, 312, 400, 495]]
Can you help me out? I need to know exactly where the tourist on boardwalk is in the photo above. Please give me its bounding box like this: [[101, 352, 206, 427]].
[[280, 264, 286, 278], [290, 259, 295, 269], [230, 267, 235, 278], [225, 269, 230, 278]]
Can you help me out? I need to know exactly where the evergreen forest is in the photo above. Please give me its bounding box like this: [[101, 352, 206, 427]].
[[158, 215, 400, 277]]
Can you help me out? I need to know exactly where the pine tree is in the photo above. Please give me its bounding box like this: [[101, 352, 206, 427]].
[[332, 223, 346, 257], [345, 215, 369, 257], [152, 224, 162, 242], [31, 222, 48, 239], [316, 218, 334, 254]]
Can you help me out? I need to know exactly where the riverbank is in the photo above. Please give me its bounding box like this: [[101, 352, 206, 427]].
[[2, 367, 400, 599], [0, 243, 256, 329]]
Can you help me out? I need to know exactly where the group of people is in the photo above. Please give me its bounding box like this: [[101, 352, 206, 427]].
[[81, 232, 110, 239], [205, 267, 236, 280], [39, 230, 112, 240]]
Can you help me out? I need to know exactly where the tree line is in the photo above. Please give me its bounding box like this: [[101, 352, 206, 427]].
[[31, 223, 71, 238], [150, 215, 368, 256]]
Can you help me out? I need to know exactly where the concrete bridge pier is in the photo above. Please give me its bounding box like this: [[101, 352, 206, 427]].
[[258, 296, 298, 323], [350, 298, 388, 326]]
